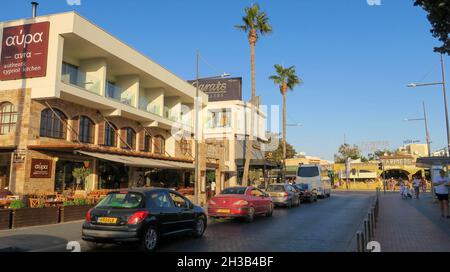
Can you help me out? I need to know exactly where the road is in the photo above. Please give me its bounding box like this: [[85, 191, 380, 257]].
[[0, 191, 374, 252]]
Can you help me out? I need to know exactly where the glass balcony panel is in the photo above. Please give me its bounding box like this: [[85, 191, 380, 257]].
[[61, 63, 100, 95]]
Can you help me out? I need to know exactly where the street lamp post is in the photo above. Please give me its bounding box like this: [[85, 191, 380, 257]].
[[404, 101, 432, 157], [408, 54, 449, 156], [194, 49, 230, 205]]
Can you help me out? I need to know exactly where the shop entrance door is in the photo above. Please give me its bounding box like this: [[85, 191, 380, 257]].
[[0, 153, 11, 189]]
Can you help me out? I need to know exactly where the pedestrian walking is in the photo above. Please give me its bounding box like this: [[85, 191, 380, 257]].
[[421, 176, 427, 193], [211, 181, 216, 197], [412, 175, 421, 199], [433, 170, 450, 218], [390, 178, 395, 191]]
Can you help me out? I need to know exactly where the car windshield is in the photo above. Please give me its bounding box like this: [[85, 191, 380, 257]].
[[298, 167, 319, 177], [96, 192, 144, 209], [221, 187, 247, 195], [267, 185, 285, 192]]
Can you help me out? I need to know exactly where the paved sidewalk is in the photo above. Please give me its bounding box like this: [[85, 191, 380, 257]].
[[375, 192, 450, 252]]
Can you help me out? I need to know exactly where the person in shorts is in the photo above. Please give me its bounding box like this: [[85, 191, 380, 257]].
[[433, 170, 450, 218], [412, 176, 421, 199]]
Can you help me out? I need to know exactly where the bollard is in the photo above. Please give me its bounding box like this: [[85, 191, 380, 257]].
[[369, 211, 375, 239], [364, 219, 369, 251], [372, 207, 376, 228], [356, 231, 364, 252]]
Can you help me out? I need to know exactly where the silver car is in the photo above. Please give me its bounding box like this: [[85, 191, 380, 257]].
[[266, 183, 300, 208]]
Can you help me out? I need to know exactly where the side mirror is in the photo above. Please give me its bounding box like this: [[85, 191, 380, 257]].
[[189, 202, 194, 209]]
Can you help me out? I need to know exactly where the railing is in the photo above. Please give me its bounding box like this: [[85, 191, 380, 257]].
[[105, 82, 135, 106], [355, 188, 380, 252], [61, 70, 101, 95]]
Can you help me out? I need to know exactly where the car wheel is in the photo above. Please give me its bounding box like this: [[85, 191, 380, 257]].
[[245, 207, 255, 222], [192, 217, 206, 238], [266, 204, 274, 217], [140, 225, 159, 252]]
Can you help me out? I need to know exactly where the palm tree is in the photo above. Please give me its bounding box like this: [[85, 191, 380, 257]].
[[269, 64, 302, 181], [235, 3, 272, 185]]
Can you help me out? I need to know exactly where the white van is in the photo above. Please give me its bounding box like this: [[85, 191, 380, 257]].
[[296, 164, 331, 198]]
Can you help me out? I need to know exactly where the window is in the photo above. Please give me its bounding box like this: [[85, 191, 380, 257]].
[[298, 166, 320, 178], [96, 192, 143, 209], [150, 191, 173, 208], [104, 122, 117, 147], [169, 192, 188, 209], [153, 135, 165, 155], [207, 108, 231, 128], [0, 102, 17, 135], [124, 127, 136, 149], [251, 189, 264, 197], [79, 116, 94, 143], [221, 187, 247, 195], [144, 135, 152, 152], [106, 81, 120, 100], [266, 185, 285, 192], [62, 62, 80, 85], [40, 108, 67, 139], [180, 138, 191, 155]]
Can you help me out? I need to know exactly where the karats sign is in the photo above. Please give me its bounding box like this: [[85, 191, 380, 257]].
[[188, 77, 242, 102], [0, 21, 50, 81]]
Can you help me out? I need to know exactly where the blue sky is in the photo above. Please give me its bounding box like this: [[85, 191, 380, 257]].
[[1, 0, 448, 160]]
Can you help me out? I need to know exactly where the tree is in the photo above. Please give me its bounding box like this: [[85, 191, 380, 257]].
[[334, 143, 362, 163], [373, 149, 395, 158], [269, 64, 302, 180], [235, 3, 272, 185], [265, 141, 297, 164], [414, 0, 450, 55]]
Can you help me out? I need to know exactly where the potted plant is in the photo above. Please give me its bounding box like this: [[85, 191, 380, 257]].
[[60, 198, 94, 223], [11, 200, 59, 228], [72, 167, 91, 190]]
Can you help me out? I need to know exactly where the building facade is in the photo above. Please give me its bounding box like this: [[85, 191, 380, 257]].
[[0, 12, 210, 196]]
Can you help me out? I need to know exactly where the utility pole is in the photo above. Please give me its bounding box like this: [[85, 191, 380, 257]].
[[194, 49, 199, 205]]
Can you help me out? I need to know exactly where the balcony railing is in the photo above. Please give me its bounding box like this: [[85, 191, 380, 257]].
[[61, 63, 191, 127], [106, 82, 134, 106], [61, 67, 101, 94]]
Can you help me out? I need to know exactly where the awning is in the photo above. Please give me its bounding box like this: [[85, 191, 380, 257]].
[[235, 159, 279, 168], [76, 151, 193, 170], [416, 156, 450, 168]]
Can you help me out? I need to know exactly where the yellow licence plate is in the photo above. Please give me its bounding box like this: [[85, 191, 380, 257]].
[[98, 217, 118, 224], [217, 209, 230, 213]]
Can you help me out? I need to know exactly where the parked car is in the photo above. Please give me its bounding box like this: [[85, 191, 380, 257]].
[[207, 186, 273, 222], [293, 183, 317, 203], [82, 188, 207, 251], [296, 164, 332, 198], [266, 183, 300, 208]]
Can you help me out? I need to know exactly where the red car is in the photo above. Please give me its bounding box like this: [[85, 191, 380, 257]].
[[207, 186, 273, 222]]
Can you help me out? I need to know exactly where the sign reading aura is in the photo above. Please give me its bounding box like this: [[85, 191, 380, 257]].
[[189, 77, 242, 102], [30, 159, 52, 178], [0, 21, 50, 81]]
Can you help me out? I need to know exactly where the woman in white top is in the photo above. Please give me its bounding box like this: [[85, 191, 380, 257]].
[[433, 170, 450, 218]]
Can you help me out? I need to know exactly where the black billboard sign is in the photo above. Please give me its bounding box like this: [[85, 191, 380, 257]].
[[188, 77, 242, 102]]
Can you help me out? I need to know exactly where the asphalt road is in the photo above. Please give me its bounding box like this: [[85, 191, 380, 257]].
[[0, 191, 374, 252]]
